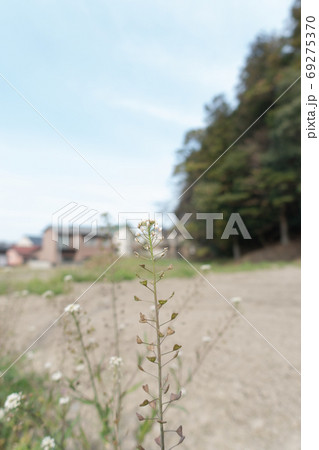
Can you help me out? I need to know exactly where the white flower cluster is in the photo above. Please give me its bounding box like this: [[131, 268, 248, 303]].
[[64, 274, 73, 282], [200, 264, 211, 271], [51, 371, 62, 381], [75, 363, 85, 372], [26, 351, 35, 360], [42, 290, 54, 299], [64, 303, 80, 314], [230, 297, 242, 308], [135, 220, 163, 249], [59, 396, 70, 405], [4, 392, 22, 411], [41, 436, 55, 449], [109, 356, 123, 368]]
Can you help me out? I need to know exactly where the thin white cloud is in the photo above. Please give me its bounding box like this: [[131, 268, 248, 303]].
[[112, 97, 201, 127], [120, 40, 240, 92]]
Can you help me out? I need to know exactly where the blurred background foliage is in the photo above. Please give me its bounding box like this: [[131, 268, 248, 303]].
[[174, 0, 300, 258]]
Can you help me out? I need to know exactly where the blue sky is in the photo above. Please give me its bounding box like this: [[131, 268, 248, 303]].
[[0, 0, 294, 241]]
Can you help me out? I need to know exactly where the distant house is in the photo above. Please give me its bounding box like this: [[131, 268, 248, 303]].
[[3, 225, 162, 267], [6, 236, 42, 266], [36, 226, 112, 265], [0, 242, 11, 267]]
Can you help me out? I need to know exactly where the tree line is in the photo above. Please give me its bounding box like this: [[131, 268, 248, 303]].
[[173, 0, 301, 259]]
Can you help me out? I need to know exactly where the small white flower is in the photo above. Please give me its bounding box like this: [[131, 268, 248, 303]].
[[42, 290, 54, 299], [75, 363, 85, 372], [41, 436, 55, 449], [26, 351, 35, 360], [64, 303, 80, 314], [51, 371, 62, 381], [230, 297, 242, 307], [44, 361, 52, 370], [149, 305, 156, 312], [181, 387, 187, 396], [0, 408, 5, 420], [202, 336, 212, 343], [109, 356, 123, 368], [200, 264, 211, 271], [64, 274, 73, 282], [59, 396, 70, 405], [4, 392, 22, 411]]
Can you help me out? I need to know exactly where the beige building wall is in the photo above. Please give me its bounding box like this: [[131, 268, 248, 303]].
[[37, 228, 59, 265], [74, 236, 106, 262]]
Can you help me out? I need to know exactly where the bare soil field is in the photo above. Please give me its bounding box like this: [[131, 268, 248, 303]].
[[0, 266, 300, 450]]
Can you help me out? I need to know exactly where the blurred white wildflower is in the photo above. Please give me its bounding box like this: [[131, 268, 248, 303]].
[[181, 387, 187, 396], [200, 264, 211, 271], [51, 371, 62, 381], [41, 436, 55, 449], [64, 274, 73, 282], [42, 290, 54, 299], [202, 336, 212, 343], [230, 297, 242, 308], [149, 305, 156, 312], [118, 323, 125, 331], [0, 408, 5, 420], [75, 363, 85, 372], [4, 392, 22, 411], [26, 351, 35, 360], [59, 396, 70, 405], [64, 303, 80, 314], [109, 356, 123, 368], [21, 290, 29, 296], [44, 361, 52, 370]]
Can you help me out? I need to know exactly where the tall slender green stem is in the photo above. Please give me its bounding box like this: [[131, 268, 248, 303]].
[[111, 280, 121, 450], [149, 230, 165, 450], [73, 314, 101, 414], [111, 281, 120, 358]]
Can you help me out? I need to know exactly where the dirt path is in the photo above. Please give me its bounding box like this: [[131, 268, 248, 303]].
[[1, 266, 300, 449]]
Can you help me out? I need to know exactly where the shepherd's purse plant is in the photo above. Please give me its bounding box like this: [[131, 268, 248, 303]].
[[134, 220, 185, 450]]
